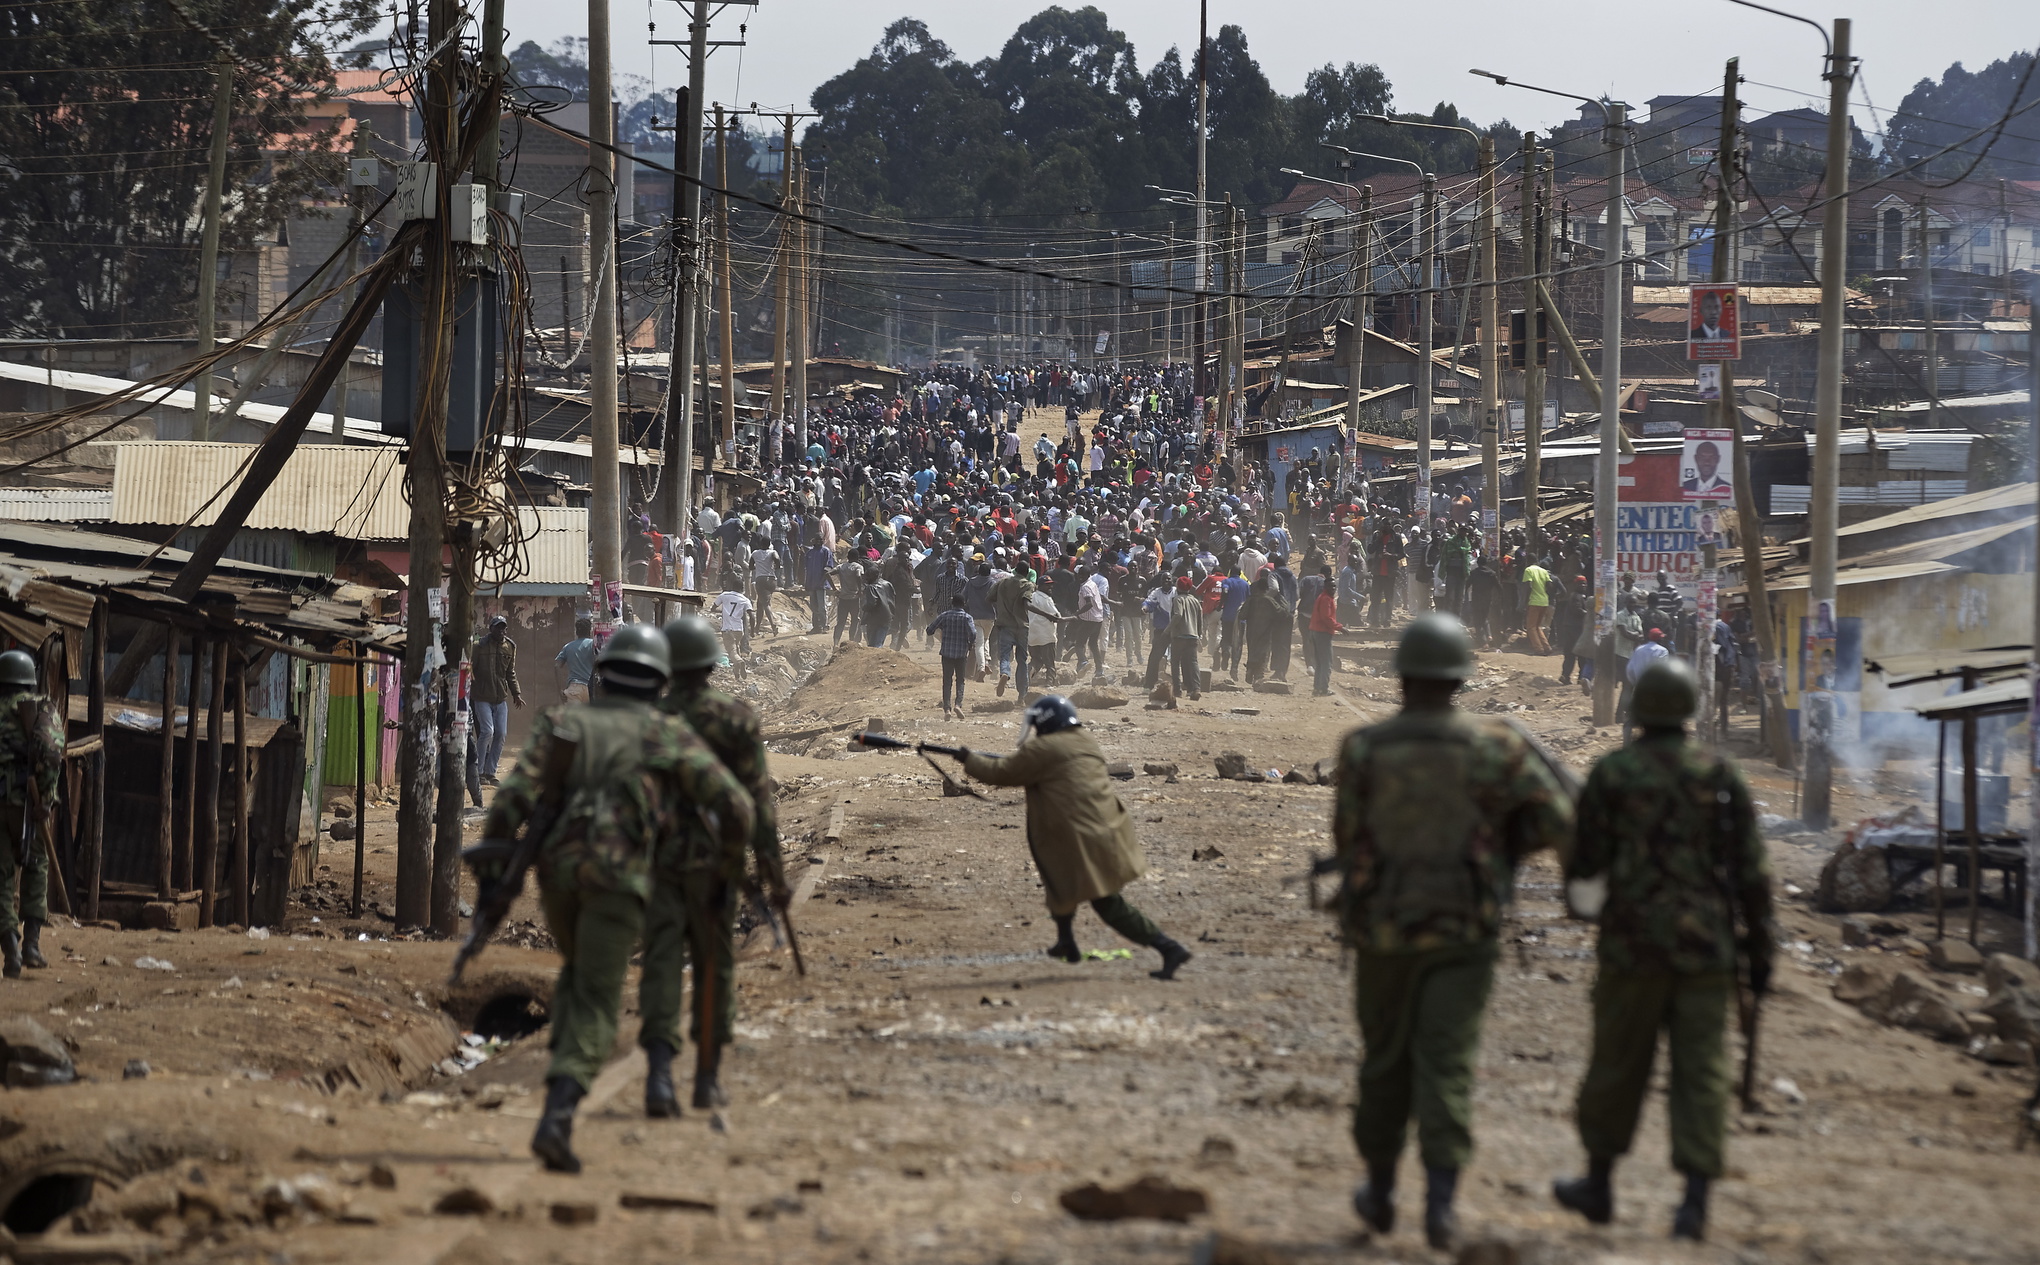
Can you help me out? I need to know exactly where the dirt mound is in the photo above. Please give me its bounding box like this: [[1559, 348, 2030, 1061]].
[[780, 642, 933, 721]]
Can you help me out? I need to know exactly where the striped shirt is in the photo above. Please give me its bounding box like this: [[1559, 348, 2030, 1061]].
[[927, 608, 979, 660]]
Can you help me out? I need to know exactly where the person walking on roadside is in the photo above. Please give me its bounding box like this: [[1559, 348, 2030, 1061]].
[[0, 650, 60, 978], [471, 615, 525, 785], [1330, 614, 1574, 1250], [927, 593, 979, 717], [639, 617, 789, 1118], [554, 617, 597, 703], [1521, 556, 1555, 654], [1553, 658, 1774, 1243], [949, 695, 1191, 980], [1308, 563, 1344, 696], [486, 626, 755, 1172], [1166, 574, 1204, 705]]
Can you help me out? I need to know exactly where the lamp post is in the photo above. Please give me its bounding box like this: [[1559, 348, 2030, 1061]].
[[1363, 115, 1501, 558], [1326, 148, 1436, 518], [1472, 70, 1626, 723]]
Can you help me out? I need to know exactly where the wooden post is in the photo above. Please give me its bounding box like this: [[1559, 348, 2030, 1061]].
[[232, 648, 251, 927], [157, 625, 178, 900], [83, 598, 106, 921], [1962, 667, 1980, 947], [352, 648, 368, 918], [178, 631, 201, 891], [199, 637, 226, 926]]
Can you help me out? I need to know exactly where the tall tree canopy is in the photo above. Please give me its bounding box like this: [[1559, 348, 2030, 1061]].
[[802, 7, 1515, 227], [0, 0, 379, 338], [1885, 52, 2040, 181]]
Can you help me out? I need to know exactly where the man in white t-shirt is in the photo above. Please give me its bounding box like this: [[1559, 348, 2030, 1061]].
[[715, 587, 753, 673]]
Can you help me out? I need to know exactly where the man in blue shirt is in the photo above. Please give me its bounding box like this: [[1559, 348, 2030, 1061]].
[[926, 594, 979, 717], [804, 542, 834, 634], [553, 617, 597, 703], [1218, 564, 1250, 680], [1263, 513, 1292, 558]]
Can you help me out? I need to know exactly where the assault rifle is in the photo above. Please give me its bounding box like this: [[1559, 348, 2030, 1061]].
[[448, 736, 579, 985]]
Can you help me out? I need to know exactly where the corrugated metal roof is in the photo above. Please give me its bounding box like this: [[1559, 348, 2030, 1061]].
[[504, 507, 588, 587], [0, 488, 113, 521], [109, 442, 412, 540]]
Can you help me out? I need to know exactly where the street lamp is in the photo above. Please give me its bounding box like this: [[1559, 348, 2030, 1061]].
[[1327, 146, 1439, 511], [1364, 114, 1504, 559], [1473, 68, 1628, 725]]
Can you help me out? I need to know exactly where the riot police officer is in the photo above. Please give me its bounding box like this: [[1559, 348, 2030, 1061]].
[[0, 649, 59, 979]]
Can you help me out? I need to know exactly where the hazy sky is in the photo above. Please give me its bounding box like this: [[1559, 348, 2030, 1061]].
[[500, 0, 2031, 143]]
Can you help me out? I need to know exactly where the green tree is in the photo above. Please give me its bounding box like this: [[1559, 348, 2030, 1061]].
[[1884, 53, 2040, 181], [0, 0, 379, 338]]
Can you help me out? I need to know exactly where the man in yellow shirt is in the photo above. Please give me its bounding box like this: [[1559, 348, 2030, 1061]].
[[1520, 557, 1554, 655]]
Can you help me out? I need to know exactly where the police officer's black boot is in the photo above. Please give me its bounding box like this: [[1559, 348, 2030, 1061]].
[[20, 920, 45, 970], [1149, 935, 1191, 981], [1350, 1161, 1395, 1234], [1554, 1155, 1615, 1225], [1424, 1166, 1460, 1251], [691, 1047, 724, 1111], [531, 1076, 585, 1173], [1671, 1171, 1710, 1241], [2, 930, 20, 979], [1046, 915, 1081, 963], [644, 1041, 681, 1119]]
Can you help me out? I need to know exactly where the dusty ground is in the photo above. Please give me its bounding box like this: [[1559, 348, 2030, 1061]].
[[3, 615, 2037, 1265]]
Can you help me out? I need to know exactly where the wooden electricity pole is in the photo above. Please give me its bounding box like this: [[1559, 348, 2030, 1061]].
[[193, 54, 233, 441], [715, 104, 739, 457]]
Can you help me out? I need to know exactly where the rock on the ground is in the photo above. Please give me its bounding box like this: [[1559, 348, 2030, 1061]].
[[1143, 762, 1179, 778], [1280, 768, 1310, 784], [550, 1201, 598, 1225], [1978, 1037, 2036, 1067], [1929, 939, 1984, 974], [1985, 953, 2040, 995], [1106, 761, 1137, 780], [1312, 758, 1337, 786], [1069, 687, 1129, 710], [1841, 917, 1872, 947], [1884, 971, 1972, 1041], [0, 1016, 75, 1087], [971, 700, 1018, 714], [1834, 959, 1901, 1007], [329, 818, 357, 842], [1213, 751, 1252, 781], [1982, 983, 2040, 1046], [433, 1187, 495, 1216], [1251, 680, 1292, 695], [1817, 841, 1892, 912], [1058, 1175, 1209, 1223]]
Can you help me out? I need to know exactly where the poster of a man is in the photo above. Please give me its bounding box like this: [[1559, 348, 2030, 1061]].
[[1681, 428, 1735, 499], [1687, 282, 1740, 360]]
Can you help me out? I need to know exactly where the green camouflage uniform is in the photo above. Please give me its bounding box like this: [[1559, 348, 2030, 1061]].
[[0, 691, 62, 937], [490, 696, 754, 1089], [1568, 732, 1774, 1179], [1332, 706, 1574, 1172], [639, 683, 784, 1053]]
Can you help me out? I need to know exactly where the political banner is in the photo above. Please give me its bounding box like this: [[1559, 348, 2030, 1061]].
[[1687, 283, 1740, 361], [1680, 428, 1734, 501]]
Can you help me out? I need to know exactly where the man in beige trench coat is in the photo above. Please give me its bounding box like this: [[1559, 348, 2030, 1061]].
[[958, 695, 1193, 980]]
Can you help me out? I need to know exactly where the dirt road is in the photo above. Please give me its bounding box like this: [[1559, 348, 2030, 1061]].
[[2, 622, 2036, 1264]]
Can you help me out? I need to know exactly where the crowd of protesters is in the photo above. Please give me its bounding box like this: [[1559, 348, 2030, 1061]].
[[608, 360, 1754, 713]]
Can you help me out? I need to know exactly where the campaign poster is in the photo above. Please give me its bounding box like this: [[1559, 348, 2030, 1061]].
[[1697, 362, 1721, 402], [1799, 608, 1860, 749], [1680, 428, 1734, 501], [1616, 451, 1700, 598], [1687, 283, 1740, 361]]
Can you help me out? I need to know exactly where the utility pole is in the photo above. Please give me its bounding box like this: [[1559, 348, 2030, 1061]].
[[1232, 204, 1247, 433], [1802, 17, 1853, 828], [1591, 101, 1628, 728], [1344, 187, 1373, 442], [587, 0, 623, 601], [1520, 133, 1546, 547], [1193, 0, 1209, 420], [1920, 197, 1939, 428], [790, 150, 810, 455], [1476, 136, 1500, 559], [331, 121, 373, 437], [1163, 223, 1175, 363], [193, 54, 233, 441], [715, 105, 739, 458], [660, 0, 709, 539], [2027, 271, 2039, 959], [1417, 172, 1437, 517], [395, 0, 462, 931]]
